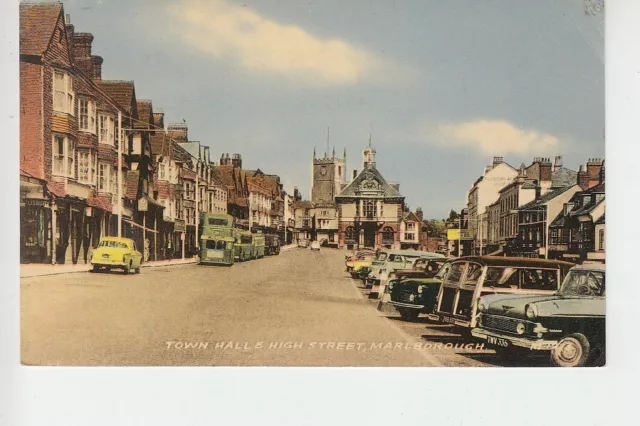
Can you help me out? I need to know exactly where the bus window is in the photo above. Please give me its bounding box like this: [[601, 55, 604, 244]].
[[216, 241, 226, 250], [208, 218, 228, 226], [205, 240, 217, 250], [241, 236, 252, 244]]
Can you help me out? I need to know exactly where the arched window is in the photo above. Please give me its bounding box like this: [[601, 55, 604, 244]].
[[345, 226, 355, 241], [382, 226, 394, 244], [363, 200, 376, 217]]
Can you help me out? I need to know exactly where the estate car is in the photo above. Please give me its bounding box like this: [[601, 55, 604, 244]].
[[472, 263, 605, 367]]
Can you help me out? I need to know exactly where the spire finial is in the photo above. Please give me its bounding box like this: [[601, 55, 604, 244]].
[[325, 126, 330, 158], [369, 122, 372, 147], [313, 146, 316, 160]]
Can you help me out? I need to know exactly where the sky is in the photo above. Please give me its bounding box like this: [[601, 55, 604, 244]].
[[54, 0, 604, 218]]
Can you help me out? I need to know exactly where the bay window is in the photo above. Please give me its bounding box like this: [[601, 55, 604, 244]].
[[53, 71, 74, 115], [52, 135, 74, 178], [98, 163, 110, 192], [98, 114, 115, 145], [78, 151, 91, 183], [78, 98, 96, 132]]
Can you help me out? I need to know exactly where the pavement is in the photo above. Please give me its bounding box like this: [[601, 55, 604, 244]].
[[21, 247, 503, 367], [20, 244, 299, 278]]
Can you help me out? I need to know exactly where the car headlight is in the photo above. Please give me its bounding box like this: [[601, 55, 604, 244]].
[[388, 282, 394, 291], [417, 285, 424, 294], [525, 304, 538, 319], [477, 299, 487, 313], [516, 322, 526, 335]]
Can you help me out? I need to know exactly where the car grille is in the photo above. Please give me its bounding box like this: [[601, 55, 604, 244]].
[[394, 291, 417, 304], [482, 314, 536, 335]]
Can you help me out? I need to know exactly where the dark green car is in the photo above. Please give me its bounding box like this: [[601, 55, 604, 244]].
[[388, 261, 451, 321], [472, 263, 605, 367]]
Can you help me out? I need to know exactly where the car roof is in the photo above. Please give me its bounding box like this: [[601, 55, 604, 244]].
[[571, 262, 606, 272], [101, 237, 133, 243], [451, 256, 575, 268]]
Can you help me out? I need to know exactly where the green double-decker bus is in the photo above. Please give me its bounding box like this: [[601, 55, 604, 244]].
[[199, 213, 235, 266], [234, 230, 255, 262]]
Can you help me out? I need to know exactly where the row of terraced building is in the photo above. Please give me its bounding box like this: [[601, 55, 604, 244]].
[[19, 3, 291, 264]]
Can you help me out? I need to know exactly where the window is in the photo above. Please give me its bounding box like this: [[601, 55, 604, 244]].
[[52, 135, 74, 177], [599, 229, 605, 250], [382, 226, 394, 243], [98, 163, 110, 192], [159, 163, 166, 180], [78, 151, 91, 183], [78, 98, 96, 132], [110, 167, 116, 194], [115, 127, 125, 152], [98, 114, 115, 145], [363, 200, 376, 217], [53, 71, 74, 114], [407, 222, 415, 231], [404, 233, 415, 241]]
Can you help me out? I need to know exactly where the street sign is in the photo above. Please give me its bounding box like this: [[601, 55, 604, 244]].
[[138, 197, 148, 212], [447, 229, 475, 241]]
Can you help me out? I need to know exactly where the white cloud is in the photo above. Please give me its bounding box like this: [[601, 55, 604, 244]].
[[435, 119, 561, 155], [167, 0, 400, 87]]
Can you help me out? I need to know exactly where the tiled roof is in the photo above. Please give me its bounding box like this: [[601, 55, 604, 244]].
[[172, 143, 192, 164], [88, 193, 113, 212], [149, 133, 171, 157], [551, 167, 578, 188], [182, 168, 197, 180], [518, 185, 577, 210], [20, 3, 62, 56], [403, 211, 421, 222], [99, 81, 136, 114], [336, 166, 402, 199], [125, 170, 140, 200]]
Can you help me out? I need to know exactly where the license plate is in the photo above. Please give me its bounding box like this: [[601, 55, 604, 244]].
[[487, 336, 510, 347], [102, 254, 109, 258], [441, 315, 456, 324]]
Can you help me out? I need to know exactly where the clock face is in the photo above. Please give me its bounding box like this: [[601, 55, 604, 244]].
[[320, 166, 327, 176]]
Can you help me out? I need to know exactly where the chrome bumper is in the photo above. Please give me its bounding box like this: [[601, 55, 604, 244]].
[[389, 301, 424, 310], [471, 328, 558, 350]]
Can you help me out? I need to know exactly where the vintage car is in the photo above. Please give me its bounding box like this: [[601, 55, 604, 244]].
[[90, 237, 143, 274], [310, 240, 321, 251], [298, 239, 309, 248], [264, 235, 281, 256], [345, 248, 375, 262], [472, 263, 605, 367], [366, 250, 446, 299], [387, 260, 452, 320], [430, 256, 575, 330], [346, 253, 377, 278]]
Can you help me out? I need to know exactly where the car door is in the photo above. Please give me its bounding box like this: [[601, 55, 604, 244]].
[[132, 241, 142, 267]]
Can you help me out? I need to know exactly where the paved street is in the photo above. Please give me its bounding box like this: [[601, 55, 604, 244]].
[[22, 248, 500, 367]]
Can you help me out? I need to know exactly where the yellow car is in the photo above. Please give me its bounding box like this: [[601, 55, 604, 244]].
[[346, 254, 376, 278], [91, 237, 143, 274]]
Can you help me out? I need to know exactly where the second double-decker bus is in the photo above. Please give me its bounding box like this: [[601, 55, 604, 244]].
[[234, 230, 255, 262], [253, 234, 265, 259], [199, 213, 235, 266]]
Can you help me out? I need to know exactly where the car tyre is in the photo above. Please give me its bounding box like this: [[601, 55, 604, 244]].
[[551, 333, 590, 367], [399, 308, 419, 321], [135, 265, 141, 274], [91, 265, 100, 273], [124, 261, 132, 275]]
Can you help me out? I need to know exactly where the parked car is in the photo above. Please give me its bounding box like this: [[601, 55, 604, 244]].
[[90, 237, 143, 274], [472, 263, 605, 367], [298, 239, 309, 248], [310, 240, 321, 251], [387, 260, 452, 320], [430, 256, 575, 330], [366, 250, 446, 298], [346, 253, 377, 277]]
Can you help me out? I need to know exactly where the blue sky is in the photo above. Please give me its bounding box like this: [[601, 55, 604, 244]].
[[57, 0, 604, 218]]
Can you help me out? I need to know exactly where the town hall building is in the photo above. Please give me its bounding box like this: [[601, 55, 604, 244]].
[[335, 142, 405, 250]]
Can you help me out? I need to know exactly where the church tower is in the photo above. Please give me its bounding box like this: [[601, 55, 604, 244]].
[[311, 145, 346, 204]]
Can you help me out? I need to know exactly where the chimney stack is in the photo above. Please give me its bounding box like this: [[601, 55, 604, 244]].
[[599, 161, 605, 183], [586, 158, 604, 185], [231, 153, 242, 169], [91, 55, 103, 81], [534, 180, 542, 200], [492, 156, 504, 167], [539, 157, 552, 182], [577, 165, 590, 190], [352, 169, 358, 182], [153, 111, 165, 129], [72, 33, 95, 77], [553, 156, 563, 171], [167, 123, 188, 142], [416, 207, 424, 221]]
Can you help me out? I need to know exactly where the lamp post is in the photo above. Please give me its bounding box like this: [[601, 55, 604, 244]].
[[117, 111, 123, 237]]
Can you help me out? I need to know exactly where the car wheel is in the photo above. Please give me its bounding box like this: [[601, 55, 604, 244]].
[[399, 308, 419, 321], [124, 261, 132, 275], [135, 266, 141, 274], [91, 265, 100, 273], [551, 333, 590, 367]]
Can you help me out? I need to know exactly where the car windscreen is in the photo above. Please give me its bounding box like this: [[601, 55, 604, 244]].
[[376, 253, 387, 261], [240, 236, 253, 244], [99, 241, 128, 249], [560, 270, 605, 296], [207, 218, 228, 226], [443, 262, 465, 287]]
